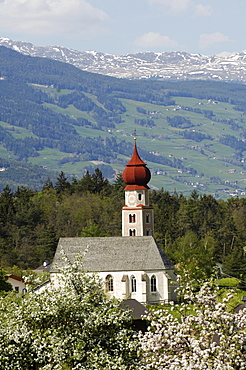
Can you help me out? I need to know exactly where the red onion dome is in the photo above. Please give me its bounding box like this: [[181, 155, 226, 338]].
[[122, 139, 151, 190]]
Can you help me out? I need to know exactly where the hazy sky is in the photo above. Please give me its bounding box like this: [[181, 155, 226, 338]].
[[0, 0, 245, 56]]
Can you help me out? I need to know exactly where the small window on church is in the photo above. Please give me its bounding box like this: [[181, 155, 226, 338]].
[[129, 229, 136, 236], [105, 275, 113, 292], [138, 193, 142, 201], [146, 228, 151, 236], [129, 214, 136, 223], [146, 213, 150, 223], [151, 275, 157, 292], [131, 276, 136, 292]]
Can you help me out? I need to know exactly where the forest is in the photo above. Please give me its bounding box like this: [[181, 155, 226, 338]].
[[0, 169, 246, 284]]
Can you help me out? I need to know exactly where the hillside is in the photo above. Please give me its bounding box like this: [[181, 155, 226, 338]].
[[1, 45, 246, 197]]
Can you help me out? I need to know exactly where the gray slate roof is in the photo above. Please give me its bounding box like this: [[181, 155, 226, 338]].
[[52, 236, 173, 272]]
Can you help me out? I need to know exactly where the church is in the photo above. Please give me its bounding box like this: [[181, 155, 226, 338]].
[[51, 138, 176, 304]]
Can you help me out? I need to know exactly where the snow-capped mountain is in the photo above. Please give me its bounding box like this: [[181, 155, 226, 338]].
[[1, 36, 246, 82]]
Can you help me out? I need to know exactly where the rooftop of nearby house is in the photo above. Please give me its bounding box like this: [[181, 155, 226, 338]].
[[33, 261, 52, 273], [6, 274, 24, 282]]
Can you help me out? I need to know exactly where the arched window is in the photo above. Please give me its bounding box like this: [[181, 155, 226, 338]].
[[131, 276, 136, 292], [150, 275, 157, 292], [129, 228, 136, 236], [105, 274, 113, 292], [129, 214, 136, 223], [146, 228, 151, 236], [138, 193, 142, 201], [146, 213, 150, 223]]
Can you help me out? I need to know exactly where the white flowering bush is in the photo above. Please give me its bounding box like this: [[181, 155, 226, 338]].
[[2, 259, 246, 370], [0, 255, 139, 370], [139, 276, 246, 370]]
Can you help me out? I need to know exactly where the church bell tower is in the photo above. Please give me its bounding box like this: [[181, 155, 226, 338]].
[[122, 138, 154, 237]]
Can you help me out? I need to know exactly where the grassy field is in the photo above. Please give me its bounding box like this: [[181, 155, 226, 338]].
[[2, 85, 246, 198], [34, 94, 246, 197]]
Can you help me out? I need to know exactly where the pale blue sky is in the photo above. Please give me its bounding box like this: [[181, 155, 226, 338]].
[[0, 0, 245, 56]]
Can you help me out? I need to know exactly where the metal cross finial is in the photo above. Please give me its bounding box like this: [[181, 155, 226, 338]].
[[134, 129, 137, 140]]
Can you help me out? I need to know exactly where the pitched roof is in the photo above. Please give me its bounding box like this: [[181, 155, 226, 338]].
[[33, 263, 52, 272], [6, 274, 24, 282], [52, 236, 173, 272], [234, 303, 246, 313]]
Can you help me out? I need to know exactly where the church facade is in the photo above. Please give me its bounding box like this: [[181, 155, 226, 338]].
[[51, 139, 176, 304]]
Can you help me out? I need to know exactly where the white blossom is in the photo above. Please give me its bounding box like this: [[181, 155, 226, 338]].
[[0, 255, 139, 369], [139, 276, 246, 369]]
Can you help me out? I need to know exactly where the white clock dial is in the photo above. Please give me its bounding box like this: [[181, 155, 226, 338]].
[[128, 194, 135, 205]]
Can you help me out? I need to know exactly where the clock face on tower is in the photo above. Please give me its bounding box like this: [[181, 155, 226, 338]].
[[128, 194, 136, 205]]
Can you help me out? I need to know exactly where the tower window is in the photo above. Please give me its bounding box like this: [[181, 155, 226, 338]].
[[129, 214, 136, 223], [138, 193, 142, 201], [151, 275, 157, 292], [146, 228, 151, 236], [146, 213, 150, 223], [131, 276, 137, 292], [105, 275, 113, 292], [129, 229, 136, 236]]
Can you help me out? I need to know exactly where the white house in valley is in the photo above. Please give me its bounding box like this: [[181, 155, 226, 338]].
[[51, 138, 176, 304], [7, 274, 26, 293]]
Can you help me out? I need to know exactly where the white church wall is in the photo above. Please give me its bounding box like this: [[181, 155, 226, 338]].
[[51, 268, 176, 305], [98, 270, 147, 303]]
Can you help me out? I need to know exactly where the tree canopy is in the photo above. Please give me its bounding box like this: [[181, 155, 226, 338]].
[[139, 275, 246, 369], [0, 169, 246, 283], [0, 256, 139, 369], [1, 265, 245, 369]]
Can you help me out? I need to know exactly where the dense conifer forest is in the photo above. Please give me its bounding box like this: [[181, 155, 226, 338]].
[[0, 169, 246, 283]]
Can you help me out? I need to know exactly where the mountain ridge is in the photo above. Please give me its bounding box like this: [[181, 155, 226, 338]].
[[1, 37, 246, 82]]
